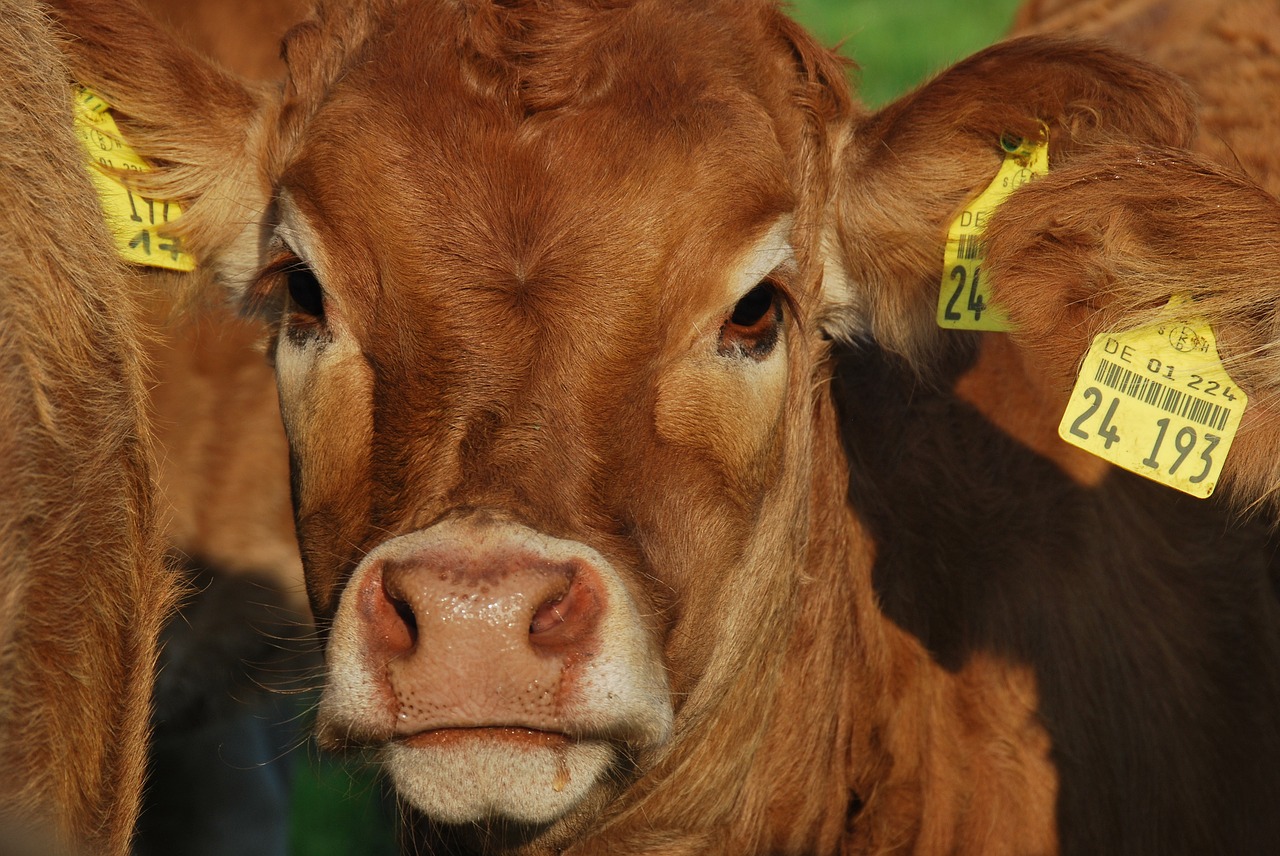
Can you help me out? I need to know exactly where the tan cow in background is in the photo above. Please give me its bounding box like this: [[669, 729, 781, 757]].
[[0, 1, 173, 853], [1014, 0, 1279, 192], [979, 1, 1280, 508]]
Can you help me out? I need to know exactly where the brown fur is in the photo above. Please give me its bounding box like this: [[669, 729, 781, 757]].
[[138, 0, 313, 82], [1015, 0, 1280, 194], [43, 0, 1280, 853], [0, 1, 175, 852]]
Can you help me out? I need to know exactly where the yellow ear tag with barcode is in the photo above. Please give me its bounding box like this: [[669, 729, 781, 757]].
[[72, 86, 195, 271], [1058, 297, 1246, 498], [936, 130, 1048, 331]]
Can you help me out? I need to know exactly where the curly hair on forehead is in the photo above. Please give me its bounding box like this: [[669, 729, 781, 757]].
[[280, 0, 852, 127], [277, 0, 634, 125]]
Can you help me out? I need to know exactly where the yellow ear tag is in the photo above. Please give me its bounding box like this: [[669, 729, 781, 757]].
[[936, 130, 1048, 331], [72, 86, 195, 272], [1057, 297, 1246, 498]]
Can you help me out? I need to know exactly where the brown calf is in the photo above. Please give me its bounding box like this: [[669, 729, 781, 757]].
[[0, 1, 174, 852], [46, 0, 1280, 853]]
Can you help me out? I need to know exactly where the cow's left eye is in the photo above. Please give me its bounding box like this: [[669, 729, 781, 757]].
[[719, 280, 782, 359], [287, 264, 326, 319]]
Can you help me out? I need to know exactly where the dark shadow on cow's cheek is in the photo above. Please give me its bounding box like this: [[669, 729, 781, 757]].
[[833, 336, 1280, 854]]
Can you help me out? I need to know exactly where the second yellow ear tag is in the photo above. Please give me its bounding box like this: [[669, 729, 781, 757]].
[[1058, 297, 1246, 498], [936, 131, 1048, 332], [72, 85, 195, 272]]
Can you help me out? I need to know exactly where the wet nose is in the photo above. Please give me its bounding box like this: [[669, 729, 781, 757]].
[[356, 541, 606, 732]]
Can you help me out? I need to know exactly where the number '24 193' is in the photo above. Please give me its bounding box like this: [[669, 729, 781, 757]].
[[1068, 387, 1218, 484]]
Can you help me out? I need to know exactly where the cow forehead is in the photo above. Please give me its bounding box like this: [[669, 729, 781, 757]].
[[276, 0, 800, 321], [343, 0, 792, 131]]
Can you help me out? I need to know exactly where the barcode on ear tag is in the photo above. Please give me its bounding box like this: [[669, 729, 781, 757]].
[[936, 129, 1048, 332], [1058, 297, 1246, 498], [72, 85, 196, 272]]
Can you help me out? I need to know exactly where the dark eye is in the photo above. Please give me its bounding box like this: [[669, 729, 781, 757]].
[[287, 265, 325, 318], [719, 280, 782, 359], [730, 282, 775, 327]]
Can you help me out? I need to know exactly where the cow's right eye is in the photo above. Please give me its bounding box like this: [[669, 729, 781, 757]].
[[287, 265, 325, 319]]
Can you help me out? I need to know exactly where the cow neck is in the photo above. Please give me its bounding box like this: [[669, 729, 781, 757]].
[[700, 351, 1060, 855], [744, 383, 879, 854], [555, 360, 870, 856], [829, 338, 1059, 854], [575, 343, 1062, 855]]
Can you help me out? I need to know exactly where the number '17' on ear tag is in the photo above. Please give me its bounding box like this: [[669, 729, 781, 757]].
[[72, 85, 196, 272], [1058, 297, 1246, 498]]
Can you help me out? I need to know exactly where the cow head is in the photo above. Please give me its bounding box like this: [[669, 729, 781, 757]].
[[52, 0, 1195, 850], [251, 3, 843, 838]]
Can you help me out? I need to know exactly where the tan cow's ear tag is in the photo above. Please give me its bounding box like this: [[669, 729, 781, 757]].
[[936, 129, 1048, 332], [72, 86, 195, 272], [1058, 297, 1246, 498]]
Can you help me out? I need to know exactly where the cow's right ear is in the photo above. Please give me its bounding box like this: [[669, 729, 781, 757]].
[[823, 35, 1198, 370], [49, 0, 276, 300]]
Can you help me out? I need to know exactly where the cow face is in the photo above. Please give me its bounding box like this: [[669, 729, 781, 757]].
[[248, 0, 840, 834]]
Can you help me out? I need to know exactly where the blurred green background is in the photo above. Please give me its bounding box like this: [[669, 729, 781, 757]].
[[793, 0, 1023, 106], [288, 0, 1023, 853]]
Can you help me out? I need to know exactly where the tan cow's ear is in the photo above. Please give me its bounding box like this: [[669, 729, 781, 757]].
[[49, 0, 275, 302], [982, 144, 1280, 508], [824, 35, 1197, 370]]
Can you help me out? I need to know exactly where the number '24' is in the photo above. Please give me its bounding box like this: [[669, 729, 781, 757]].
[[943, 265, 986, 321]]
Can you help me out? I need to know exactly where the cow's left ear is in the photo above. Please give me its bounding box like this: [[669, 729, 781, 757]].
[[823, 35, 1197, 368]]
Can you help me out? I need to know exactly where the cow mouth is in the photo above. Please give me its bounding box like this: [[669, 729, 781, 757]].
[[400, 725, 574, 751], [382, 723, 617, 825], [321, 517, 675, 825]]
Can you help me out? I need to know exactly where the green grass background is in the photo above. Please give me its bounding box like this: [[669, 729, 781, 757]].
[[288, 1, 1022, 852], [791, 0, 1024, 106]]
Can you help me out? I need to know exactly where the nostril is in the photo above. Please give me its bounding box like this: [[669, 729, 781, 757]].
[[530, 591, 568, 635], [357, 561, 419, 661], [528, 572, 598, 650], [388, 589, 419, 647]]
